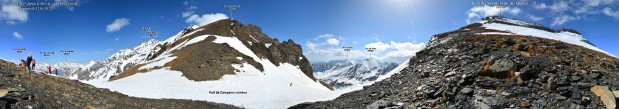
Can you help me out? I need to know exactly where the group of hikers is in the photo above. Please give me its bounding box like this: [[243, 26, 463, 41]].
[[20, 55, 58, 75]]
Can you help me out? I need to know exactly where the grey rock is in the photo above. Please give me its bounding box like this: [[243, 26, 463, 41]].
[[489, 59, 515, 73], [576, 82, 593, 89], [517, 78, 524, 86], [570, 76, 581, 81], [500, 92, 511, 96], [476, 100, 491, 109], [461, 88, 473, 94], [503, 38, 516, 45], [555, 95, 567, 100], [367, 100, 388, 109], [571, 91, 581, 100]]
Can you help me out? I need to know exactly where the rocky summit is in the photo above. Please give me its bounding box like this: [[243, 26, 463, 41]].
[[290, 16, 619, 109], [0, 59, 239, 108]]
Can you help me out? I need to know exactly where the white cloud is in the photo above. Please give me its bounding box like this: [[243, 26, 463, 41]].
[[533, 3, 548, 9], [0, 5, 28, 24], [585, 0, 602, 6], [534, 1, 569, 13], [532, 1, 573, 26], [187, 6, 197, 10], [183, 1, 189, 5], [326, 38, 339, 45], [180, 4, 228, 26], [465, 5, 521, 24], [467, 5, 503, 18], [550, 1, 569, 13], [304, 33, 425, 62], [551, 15, 576, 26], [603, 7, 619, 19], [527, 14, 544, 21], [106, 18, 130, 32], [185, 13, 228, 26], [364, 41, 426, 59], [304, 40, 365, 61], [364, 42, 391, 52], [306, 42, 319, 51], [12, 32, 22, 40], [314, 34, 344, 46], [509, 7, 521, 15], [181, 5, 198, 17], [304, 34, 363, 61], [317, 34, 334, 38], [181, 11, 195, 17], [114, 37, 120, 41], [363, 41, 426, 59], [531, 0, 619, 26], [382, 41, 426, 59]]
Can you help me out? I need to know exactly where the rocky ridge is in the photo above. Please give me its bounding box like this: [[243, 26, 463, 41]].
[[291, 16, 619, 109], [0, 59, 239, 108]]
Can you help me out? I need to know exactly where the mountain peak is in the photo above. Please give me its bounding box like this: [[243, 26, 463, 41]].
[[481, 16, 541, 27], [73, 19, 319, 83]]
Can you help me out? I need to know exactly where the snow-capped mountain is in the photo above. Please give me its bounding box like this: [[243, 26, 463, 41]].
[[71, 39, 162, 80], [313, 59, 402, 90], [74, 19, 344, 108], [32, 62, 83, 76]]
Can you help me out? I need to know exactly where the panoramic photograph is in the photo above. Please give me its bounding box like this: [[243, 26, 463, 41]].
[[1, 0, 619, 108]]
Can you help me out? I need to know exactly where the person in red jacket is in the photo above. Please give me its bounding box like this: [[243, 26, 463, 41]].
[[47, 66, 52, 74], [32, 59, 36, 70]]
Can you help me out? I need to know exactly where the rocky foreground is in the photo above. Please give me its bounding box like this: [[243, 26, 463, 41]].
[[291, 23, 619, 108], [0, 59, 240, 108]]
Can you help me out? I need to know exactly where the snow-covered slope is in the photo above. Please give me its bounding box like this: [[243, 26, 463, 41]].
[[478, 16, 614, 57], [78, 19, 343, 108], [313, 59, 400, 90]]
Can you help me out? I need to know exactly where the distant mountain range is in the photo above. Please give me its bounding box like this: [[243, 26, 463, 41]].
[[312, 59, 404, 90]]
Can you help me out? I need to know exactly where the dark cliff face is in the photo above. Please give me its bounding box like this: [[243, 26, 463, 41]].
[[291, 18, 619, 108], [267, 39, 315, 80], [226, 19, 315, 80]]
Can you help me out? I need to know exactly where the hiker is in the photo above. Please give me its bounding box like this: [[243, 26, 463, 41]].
[[47, 66, 52, 74], [26, 55, 33, 71], [55, 69, 58, 75], [31, 59, 36, 70], [20, 59, 26, 67]]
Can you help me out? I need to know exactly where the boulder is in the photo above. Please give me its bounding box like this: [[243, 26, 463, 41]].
[[367, 100, 388, 109], [461, 88, 473, 94], [479, 59, 516, 79], [612, 90, 619, 98], [0, 89, 7, 97], [590, 85, 616, 109]]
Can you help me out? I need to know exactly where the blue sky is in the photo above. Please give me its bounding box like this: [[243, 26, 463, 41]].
[[1, 0, 618, 64]]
